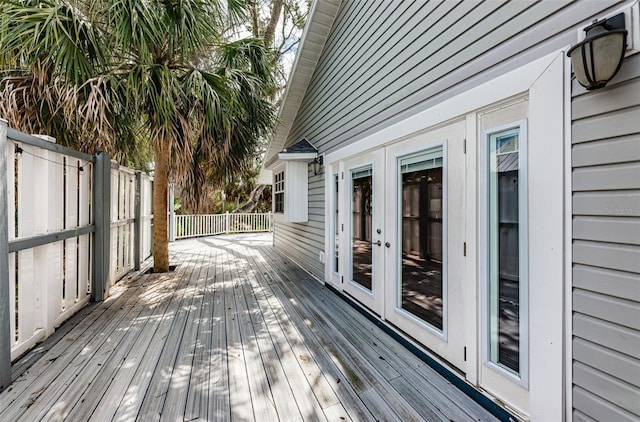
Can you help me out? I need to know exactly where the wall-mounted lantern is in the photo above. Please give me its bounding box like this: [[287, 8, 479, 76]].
[[567, 13, 628, 90], [312, 155, 323, 175]]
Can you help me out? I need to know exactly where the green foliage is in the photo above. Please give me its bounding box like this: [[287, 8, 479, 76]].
[[0, 0, 278, 209]]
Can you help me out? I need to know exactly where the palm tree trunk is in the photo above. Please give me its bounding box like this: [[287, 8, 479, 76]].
[[153, 140, 170, 272]]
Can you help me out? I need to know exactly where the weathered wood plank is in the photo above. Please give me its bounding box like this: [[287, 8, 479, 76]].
[[161, 249, 211, 420], [223, 248, 258, 422], [244, 249, 341, 412], [262, 245, 497, 422], [233, 245, 327, 421], [0, 234, 499, 422], [0, 274, 152, 420], [228, 248, 284, 421], [246, 246, 375, 422], [136, 250, 207, 420], [99, 257, 197, 421], [206, 248, 231, 421], [184, 248, 216, 420], [260, 249, 426, 421], [53, 274, 170, 421]]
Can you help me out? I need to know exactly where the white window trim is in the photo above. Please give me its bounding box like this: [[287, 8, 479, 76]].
[[273, 167, 285, 215], [480, 119, 529, 389]]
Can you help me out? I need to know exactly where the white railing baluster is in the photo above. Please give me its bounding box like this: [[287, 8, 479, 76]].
[[173, 212, 273, 239]]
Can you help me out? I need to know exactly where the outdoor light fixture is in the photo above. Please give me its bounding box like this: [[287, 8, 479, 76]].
[[567, 13, 628, 90], [312, 155, 323, 175]]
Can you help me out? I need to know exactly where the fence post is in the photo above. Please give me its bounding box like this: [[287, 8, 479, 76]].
[[134, 171, 142, 270], [92, 152, 111, 302], [168, 184, 175, 242], [268, 211, 273, 232], [225, 211, 230, 234], [0, 119, 12, 390]]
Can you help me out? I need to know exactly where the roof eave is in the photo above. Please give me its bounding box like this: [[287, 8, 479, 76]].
[[259, 0, 342, 180]]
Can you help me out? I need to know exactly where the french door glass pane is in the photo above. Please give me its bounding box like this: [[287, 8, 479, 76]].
[[488, 128, 520, 374], [334, 174, 339, 272], [399, 149, 443, 330], [351, 168, 373, 290]]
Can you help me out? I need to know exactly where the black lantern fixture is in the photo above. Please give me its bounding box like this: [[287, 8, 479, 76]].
[[312, 155, 323, 175], [567, 13, 628, 90]]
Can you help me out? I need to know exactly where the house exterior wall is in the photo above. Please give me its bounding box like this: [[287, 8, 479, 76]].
[[273, 0, 639, 418], [570, 52, 640, 421], [275, 0, 626, 278]]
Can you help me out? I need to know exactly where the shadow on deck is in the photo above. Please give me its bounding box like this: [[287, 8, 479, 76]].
[[0, 233, 497, 421]]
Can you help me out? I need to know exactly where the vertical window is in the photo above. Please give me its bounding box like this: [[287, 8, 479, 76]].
[[333, 174, 339, 273], [351, 167, 373, 290], [399, 148, 444, 330], [274, 171, 285, 213], [485, 122, 528, 380]]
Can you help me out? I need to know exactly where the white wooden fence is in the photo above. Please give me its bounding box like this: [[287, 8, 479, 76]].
[[0, 123, 153, 386], [108, 167, 153, 285], [5, 134, 93, 361], [174, 212, 273, 239]]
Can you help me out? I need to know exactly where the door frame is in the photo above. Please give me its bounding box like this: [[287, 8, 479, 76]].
[[384, 138, 450, 342], [382, 122, 472, 375], [323, 49, 568, 421], [338, 149, 386, 316]]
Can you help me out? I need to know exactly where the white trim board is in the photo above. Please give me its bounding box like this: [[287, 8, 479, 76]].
[[325, 50, 565, 166]]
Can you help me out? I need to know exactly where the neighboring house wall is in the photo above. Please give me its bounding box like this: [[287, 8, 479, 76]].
[[274, 0, 627, 279], [571, 52, 640, 421]]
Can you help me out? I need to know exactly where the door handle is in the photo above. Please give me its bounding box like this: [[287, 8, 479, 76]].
[[372, 240, 381, 246]]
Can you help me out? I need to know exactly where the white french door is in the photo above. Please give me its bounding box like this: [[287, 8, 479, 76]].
[[340, 150, 385, 315], [334, 121, 469, 373], [383, 121, 468, 373]]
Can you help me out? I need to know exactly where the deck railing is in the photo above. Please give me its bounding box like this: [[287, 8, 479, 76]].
[[174, 212, 273, 239]]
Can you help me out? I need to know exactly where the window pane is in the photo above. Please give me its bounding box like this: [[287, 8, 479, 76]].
[[274, 171, 285, 213], [399, 150, 444, 330], [334, 174, 339, 272], [352, 169, 372, 290], [488, 129, 520, 374]]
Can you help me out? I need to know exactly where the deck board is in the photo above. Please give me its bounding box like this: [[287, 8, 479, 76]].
[[0, 233, 498, 422]]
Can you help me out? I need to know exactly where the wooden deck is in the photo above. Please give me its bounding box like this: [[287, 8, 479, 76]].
[[0, 234, 497, 421]]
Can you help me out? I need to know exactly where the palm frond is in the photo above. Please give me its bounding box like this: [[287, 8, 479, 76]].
[[1, 0, 106, 85]]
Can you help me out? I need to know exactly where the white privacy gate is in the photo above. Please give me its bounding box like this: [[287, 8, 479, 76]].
[[109, 167, 154, 285], [5, 134, 93, 361], [0, 122, 153, 389]]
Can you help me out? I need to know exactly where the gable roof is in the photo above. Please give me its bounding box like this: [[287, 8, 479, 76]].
[[281, 137, 317, 154], [259, 0, 341, 181]]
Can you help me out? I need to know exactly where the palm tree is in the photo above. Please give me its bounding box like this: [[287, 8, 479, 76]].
[[1, 0, 276, 272]]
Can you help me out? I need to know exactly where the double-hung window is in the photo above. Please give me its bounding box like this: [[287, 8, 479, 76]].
[[274, 171, 285, 213]]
